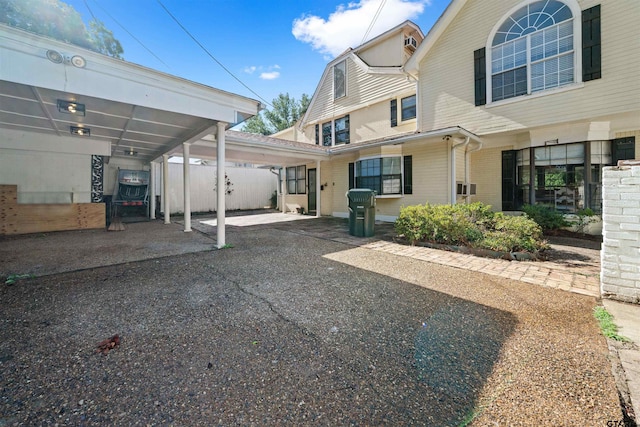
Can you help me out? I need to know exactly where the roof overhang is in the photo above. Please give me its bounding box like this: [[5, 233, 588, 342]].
[[0, 25, 261, 163], [167, 130, 331, 167], [329, 126, 482, 155]]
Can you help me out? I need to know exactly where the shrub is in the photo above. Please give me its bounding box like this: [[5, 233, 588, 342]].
[[478, 214, 547, 253], [396, 203, 547, 254], [521, 204, 569, 231]]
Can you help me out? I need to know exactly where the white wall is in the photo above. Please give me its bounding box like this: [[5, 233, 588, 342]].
[[0, 148, 92, 203], [601, 163, 640, 303], [156, 163, 277, 214]]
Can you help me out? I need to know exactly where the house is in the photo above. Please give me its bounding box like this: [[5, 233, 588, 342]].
[[277, 1, 639, 222], [404, 0, 639, 215], [274, 20, 483, 220]]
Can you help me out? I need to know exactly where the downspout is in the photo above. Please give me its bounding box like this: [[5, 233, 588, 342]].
[[449, 136, 469, 205], [464, 139, 483, 203]]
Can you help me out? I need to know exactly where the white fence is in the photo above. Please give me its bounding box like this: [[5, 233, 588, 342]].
[[155, 163, 278, 214], [601, 161, 640, 303]]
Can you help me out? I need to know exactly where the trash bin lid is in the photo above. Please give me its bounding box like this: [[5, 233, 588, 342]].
[[347, 188, 376, 204]]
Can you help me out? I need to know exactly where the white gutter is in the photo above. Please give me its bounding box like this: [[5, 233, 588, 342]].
[[331, 126, 481, 155]]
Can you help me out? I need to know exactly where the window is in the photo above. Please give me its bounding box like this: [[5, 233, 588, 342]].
[[490, 0, 575, 102], [334, 60, 346, 99], [390, 99, 398, 127], [501, 139, 624, 213], [321, 115, 350, 146], [286, 165, 306, 194], [335, 115, 350, 145], [322, 122, 332, 146], [354, 156, 405, 195], [401, 95, 416, 121]]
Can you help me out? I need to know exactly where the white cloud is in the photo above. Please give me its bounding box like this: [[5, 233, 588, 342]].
[[260, 71, 281, 80], [293, 0, 429, 58], [243, 66, 257, 74]]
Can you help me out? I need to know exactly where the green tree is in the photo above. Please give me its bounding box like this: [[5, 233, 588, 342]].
[[0, 0, 124, 58], [242, 92, 311, 136]]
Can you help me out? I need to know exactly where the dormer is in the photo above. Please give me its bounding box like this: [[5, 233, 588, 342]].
[[355, 21, 424, 67]]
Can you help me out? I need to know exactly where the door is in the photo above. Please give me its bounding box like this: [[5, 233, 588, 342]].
[[308, 168, 316, 213]]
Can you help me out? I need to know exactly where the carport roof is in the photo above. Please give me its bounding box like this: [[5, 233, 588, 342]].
[[0, 25, 262, 163]]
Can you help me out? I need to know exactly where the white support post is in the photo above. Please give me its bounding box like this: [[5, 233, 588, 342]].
[[316, 160, 321, 217], [281, 166, 286, 213], [150, 161, 156, 219], [163, 154, 171, 224], [183, 143, 192, 232], [216, 122, 227, 248]]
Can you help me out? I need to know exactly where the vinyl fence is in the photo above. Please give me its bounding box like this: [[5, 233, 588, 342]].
[[155, 163, 278, 215]]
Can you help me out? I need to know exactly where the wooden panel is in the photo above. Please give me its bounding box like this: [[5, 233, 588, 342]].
[[0, 185, 105, 235]]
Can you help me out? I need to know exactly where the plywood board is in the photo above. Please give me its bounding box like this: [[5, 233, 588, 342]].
[[0, 185, 105, 235]]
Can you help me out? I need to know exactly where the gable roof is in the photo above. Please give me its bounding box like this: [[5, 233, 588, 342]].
[[403, 0, 467, 77], [300, 20, 423, 128]]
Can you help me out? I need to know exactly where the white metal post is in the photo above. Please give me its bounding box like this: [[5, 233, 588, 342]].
[[183, 142, 192, 232], [216, 122, 227, 248], [316, 160, 321, 217], [163, 154, 170, 224], [150, 161, 156, 219]]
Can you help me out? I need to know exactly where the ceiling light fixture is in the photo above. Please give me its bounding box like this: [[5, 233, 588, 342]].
[[70, 126, 90, 137], [126, 148, 138, 157], [46, 50, 63, 63], [58, 100, 86, 116]]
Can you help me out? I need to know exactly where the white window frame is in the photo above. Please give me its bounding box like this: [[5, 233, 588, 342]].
[[485, 0, 582, 106]]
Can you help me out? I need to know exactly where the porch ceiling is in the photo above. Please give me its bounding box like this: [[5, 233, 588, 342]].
[[0, 80, 217, 163]]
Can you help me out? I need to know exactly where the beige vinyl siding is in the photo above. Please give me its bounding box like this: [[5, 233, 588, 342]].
[[470, 146, 508, 211], [359, 32, 404, 66], [330, 157, 354, 216], [319, 161, 334, 215], [419, 0, 640, 136], [307, 56, 415, 125]]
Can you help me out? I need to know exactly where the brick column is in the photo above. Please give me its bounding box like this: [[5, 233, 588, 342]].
[[601, 160, 640, 303]]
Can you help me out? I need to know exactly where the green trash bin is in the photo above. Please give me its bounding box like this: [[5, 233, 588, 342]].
[[347, 189, 376, 237]]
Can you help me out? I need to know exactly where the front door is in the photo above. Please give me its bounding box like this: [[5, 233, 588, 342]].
[[308, 168, 316, 213]]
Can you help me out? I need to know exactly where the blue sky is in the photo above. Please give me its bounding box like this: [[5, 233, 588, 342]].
[[65, 0, 451, 108]]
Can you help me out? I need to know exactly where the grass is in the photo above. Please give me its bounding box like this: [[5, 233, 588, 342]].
[[4, 273, 34, 285], [593, 306, 630, 342]]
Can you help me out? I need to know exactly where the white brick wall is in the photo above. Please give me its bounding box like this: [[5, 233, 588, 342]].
[[601, 162, 640, 303]]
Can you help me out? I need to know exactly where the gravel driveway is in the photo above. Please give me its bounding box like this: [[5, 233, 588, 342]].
[[0, 219, 622, 425]]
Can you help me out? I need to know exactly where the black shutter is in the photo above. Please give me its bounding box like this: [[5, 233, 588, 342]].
[[582, 5, 601, 82], [315, 124, 319, 145], [403, 155, 413, 194], [345, 114, 350, 144], [501, 150, 517, 211], [390, 99, 398, 127], [348, 162, 355, 190], [474, 48, 486, 106]]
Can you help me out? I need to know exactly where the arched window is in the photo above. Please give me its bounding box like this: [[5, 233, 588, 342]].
[[490, 0, 577, 102]]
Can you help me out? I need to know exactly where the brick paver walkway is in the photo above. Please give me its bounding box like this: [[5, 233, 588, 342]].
[[361, 240, 600, 297]]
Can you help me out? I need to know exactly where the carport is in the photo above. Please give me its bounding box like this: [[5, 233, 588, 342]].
[[0, 25, 326, 247]]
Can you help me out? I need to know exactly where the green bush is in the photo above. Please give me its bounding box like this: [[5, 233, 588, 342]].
[[521, 204, 569, 231], [478, 213, 547, 253], [395, 203, 547, 254]]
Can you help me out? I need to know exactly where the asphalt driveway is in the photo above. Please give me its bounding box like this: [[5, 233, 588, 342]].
[[0, 218, 623, 425]]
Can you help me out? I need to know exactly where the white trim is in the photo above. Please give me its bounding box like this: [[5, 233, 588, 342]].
[[333, 211, 349, 219], [485, 0, 583, 106], [375, 215, 398, 223], [484, 82, 584, 109]]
